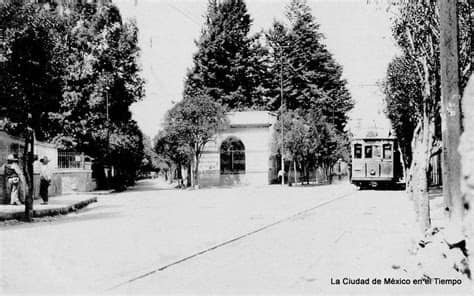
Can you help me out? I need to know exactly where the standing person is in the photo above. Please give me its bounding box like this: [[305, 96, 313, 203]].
[[39, 156, 52, 205], [3, 154, 22, 205]]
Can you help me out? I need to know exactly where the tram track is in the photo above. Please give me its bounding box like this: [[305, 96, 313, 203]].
[[106, 188, 356, 292]]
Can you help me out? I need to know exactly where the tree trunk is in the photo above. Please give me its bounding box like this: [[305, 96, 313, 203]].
[[305, 165, 309, 185], [176, 163, 183, 188], [440, 0, 465, 246], [293, 160, 297, 185], [420, 113, 433, 232], [193, 160, 199, 189], [327, 164, 333, 184], [186, 163, 192, 187], [193, 150, 200, 189], [23, 126, 34, 222], [302, 164, 305, 185], [399, 145, 408, 184], [409, 115, 433, 235], [407, 40, 435, 235], [459, 75, 474, 277], [470, 0, 474, 68]]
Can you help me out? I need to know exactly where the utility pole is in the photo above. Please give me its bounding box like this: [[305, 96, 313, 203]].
[[105, 89, 111, 189], [439, 0, 464, 243], [280, 46, 285, 186], [23, 113, 34, 222]]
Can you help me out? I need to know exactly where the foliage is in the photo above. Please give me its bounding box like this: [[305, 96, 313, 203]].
[[141, 134, 161, 173], [184, 0, 271, 110], [265, 0, 352, 181], [0, 2, 67, 140], [384, 0, 472, 232], [0, 2, 145, 187], [266, 0, 353, 133], [158, 95, 228, 186], [166, 95, 227, 157], [384, 0, 471, 165], [382, 55, 423, 167], [154, 130, 191, 171], [273, 108, 349, 182], [108, 120, 144, 187]]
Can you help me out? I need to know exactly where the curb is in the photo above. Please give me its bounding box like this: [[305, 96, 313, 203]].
[[0, 196, 98, 221], [62, 190, 114, 196]]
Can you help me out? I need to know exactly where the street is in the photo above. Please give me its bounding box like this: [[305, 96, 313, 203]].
[[0, 0, 473, 294], [0, 179, 468, 294]]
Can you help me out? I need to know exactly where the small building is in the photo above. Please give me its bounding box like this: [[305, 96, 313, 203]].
[[56, 151, 96, 194], [198, 111, 278, 187]]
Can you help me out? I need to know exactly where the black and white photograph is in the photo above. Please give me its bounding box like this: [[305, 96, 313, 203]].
[[0, 0, 473, 294]]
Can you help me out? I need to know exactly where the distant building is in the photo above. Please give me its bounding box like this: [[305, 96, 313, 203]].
[[198, 111, 278, 186]]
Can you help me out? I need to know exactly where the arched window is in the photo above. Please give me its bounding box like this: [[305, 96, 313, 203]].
[[220, 137, 245, 174]]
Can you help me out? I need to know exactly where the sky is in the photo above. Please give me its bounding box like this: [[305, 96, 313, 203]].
[[113, 0, 399, 138]]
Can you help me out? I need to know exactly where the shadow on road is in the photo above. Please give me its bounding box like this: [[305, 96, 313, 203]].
[[114, 179, 179, 195], [0, 208, 123, 230]]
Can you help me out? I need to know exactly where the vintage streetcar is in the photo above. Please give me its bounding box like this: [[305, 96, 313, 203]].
[[350, 136, 403, 189]]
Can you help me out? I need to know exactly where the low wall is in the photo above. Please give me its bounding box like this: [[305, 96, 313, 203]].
[[0, 172, 62, 204], [199, 170, 269, 187], [55, 169, 96, 194]]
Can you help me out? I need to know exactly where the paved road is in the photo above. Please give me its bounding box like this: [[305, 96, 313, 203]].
[[113, 186, 422, 295], [0, 179, 470, 294]]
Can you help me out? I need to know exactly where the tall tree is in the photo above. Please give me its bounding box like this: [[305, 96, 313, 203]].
[[387, 0, 472, 233], [0, 2, 67, 140], [0, 2, 145, 188], [51, 3, 145, 187], [392, 0, 440, 233], [266, 0, 353, 133], [184, 0, 270, 110], [266, 0, 352, 184], [382, 55, 423, 170]]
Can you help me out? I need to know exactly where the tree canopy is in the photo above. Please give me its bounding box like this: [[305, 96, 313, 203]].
[[0, 2, 146, 187], [157, 94, 228, 186], [184, 0, 271, 110], [266, 0, 353, 133], [0, 2, 67, 140]]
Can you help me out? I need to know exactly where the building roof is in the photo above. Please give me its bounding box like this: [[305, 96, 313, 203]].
[[226, 111, 276, 128]]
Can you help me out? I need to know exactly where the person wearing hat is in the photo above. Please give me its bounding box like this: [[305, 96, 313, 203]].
[[3, 154, 23, 205], [39, 156, 52, 205]]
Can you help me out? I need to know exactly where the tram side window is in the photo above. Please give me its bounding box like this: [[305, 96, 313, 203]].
[[364, 145, 372, 158], [383, 144, 392, 159], [354, 144, 362, 158]]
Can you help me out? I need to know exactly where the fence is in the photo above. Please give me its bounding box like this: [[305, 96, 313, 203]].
[[57, 151, 89, 169]]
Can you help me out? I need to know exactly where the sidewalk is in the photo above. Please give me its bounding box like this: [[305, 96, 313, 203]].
[[0, 194, 97, 221]]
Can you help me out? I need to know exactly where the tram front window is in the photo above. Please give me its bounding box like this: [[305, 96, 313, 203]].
[[364, 146, 372, 158], [373, 145, 381, 158]]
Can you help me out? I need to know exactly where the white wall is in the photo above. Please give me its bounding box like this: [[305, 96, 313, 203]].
[[199, 125, 275, 186]]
